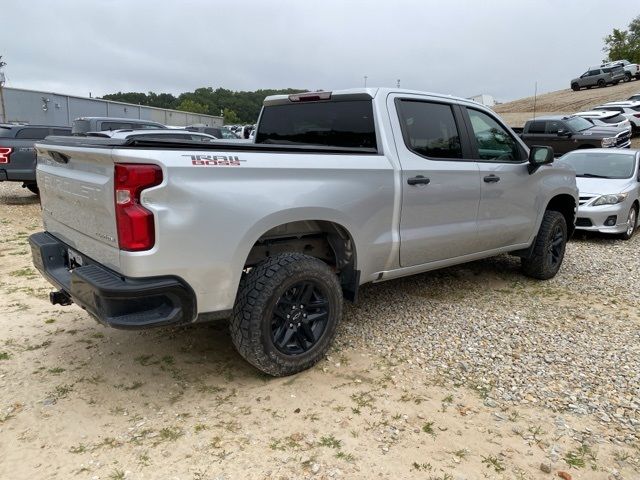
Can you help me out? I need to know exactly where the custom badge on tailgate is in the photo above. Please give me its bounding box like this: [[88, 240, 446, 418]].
[[183, 154, 246, 166]]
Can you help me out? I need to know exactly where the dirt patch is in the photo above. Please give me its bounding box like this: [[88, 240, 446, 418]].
[[1, 182, 639, 479]]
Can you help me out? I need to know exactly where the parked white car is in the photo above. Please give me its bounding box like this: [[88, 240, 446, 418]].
[[559, 149, 640, 240], [574, 110, 632, 133], [628, 93, 640, 102], [592, 101, 640, 134]]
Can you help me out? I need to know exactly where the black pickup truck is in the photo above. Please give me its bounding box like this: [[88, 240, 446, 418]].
[[0, 124, 72, 194], [514, 115, 631, 156]]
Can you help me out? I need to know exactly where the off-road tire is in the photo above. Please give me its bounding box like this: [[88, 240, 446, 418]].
[[230, 252, 343, 376], [521, 210, 568, 280], [620, 205, 638, 240], [625, 72, 632, 82], [25, 183, 39, 195], [571, 83, 579, 91]]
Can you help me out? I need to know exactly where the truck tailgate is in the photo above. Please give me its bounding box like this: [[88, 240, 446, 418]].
[[36, 144, 121, 270]]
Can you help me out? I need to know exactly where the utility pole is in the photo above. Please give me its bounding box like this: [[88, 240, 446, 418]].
[[0, 56, 7, 123], [532, 81, 538, 120], [364, 75, 368, 88], [396, 79, 401, 88]]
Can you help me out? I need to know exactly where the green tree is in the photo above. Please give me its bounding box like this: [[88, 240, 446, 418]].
[[223, 108, 241, 125], [176, 99, 208, 114], [603, 14, 640, 63]]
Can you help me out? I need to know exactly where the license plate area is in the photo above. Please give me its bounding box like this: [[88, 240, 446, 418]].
[[68, 248, 84, 270]]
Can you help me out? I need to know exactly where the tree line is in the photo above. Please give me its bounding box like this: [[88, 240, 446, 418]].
[[101, 87, 306, 124], [603, 14, 640, 63]]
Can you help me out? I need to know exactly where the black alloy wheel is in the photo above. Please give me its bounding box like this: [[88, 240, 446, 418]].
[[271, 280, 330, 355]]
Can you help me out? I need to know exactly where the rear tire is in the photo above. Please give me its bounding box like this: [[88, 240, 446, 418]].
[[521, 210, 568, 280], [25, 183, 39, 195], [619, 205, 637, 240], [230, 252, 343, 376]]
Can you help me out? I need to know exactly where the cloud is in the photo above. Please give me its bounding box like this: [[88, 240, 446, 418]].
[[1, 0, 634, 101]]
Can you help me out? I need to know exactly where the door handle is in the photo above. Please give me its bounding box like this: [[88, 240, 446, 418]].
[[407, 175, 430, 186], [483, 174, 500, 183]]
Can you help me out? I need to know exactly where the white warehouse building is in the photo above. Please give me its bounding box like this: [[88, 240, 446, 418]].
[[0, 86, 222, 127], [467, 93, 497, 107]]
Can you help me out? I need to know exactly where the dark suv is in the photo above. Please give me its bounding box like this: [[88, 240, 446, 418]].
[[518, 115, 630, 155], [571, 66, 625, 91], [0, 124, 72, 194]]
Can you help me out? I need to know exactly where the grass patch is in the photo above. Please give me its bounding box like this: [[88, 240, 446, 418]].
[[481, 455, 506, 473], [319, 435, 342, 449], [0, 352, 10, 360], [158, 426, 184, 442], [422, 421, 437, 437]]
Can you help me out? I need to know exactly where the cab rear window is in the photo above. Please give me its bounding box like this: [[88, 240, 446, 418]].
[[255, 100, 377, 151]]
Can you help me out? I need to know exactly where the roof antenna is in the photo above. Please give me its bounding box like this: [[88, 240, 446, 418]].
[[532, 81, 538, 120]]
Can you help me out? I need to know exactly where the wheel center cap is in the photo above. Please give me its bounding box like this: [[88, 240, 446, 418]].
[[292, 311, 303, 322]]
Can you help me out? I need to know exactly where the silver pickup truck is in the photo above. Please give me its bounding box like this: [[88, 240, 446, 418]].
[[29, 88, 578, 376]]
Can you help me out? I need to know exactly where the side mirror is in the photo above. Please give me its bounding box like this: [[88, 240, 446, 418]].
[[528, 146, 554, 174]]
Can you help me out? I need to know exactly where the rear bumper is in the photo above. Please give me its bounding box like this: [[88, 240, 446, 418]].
[[29, 232, 197, 329], [0, 168, 36, 182]]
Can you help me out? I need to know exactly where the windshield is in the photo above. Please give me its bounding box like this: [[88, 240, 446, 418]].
[[564, 116, 594, 132], [560, 152, 636, 179]]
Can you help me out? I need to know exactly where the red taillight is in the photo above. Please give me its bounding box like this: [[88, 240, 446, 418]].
[[114, 163, 162, 251], [0, 147, 12, 164], [634, 113, 640, 118]]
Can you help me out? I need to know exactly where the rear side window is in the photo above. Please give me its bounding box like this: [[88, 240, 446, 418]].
[[52, 129, 72, 136], [528, 121, 546, 133], [255, 100, 377, 150], [396, 100, 462, 159], [545, 121, 563, 134], [15, 127, 50, 139]]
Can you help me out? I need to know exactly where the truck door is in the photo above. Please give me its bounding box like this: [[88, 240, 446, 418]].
[[388, 95, 481, 267], [461, 107, 538, 251]]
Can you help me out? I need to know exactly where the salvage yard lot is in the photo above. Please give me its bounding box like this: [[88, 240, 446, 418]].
[[1, 181, 639, 480]]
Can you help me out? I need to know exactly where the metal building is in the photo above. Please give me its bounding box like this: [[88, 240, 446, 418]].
[[0, 86, 223, 127]]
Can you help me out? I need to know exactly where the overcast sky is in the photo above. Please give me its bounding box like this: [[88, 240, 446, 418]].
[[1, 1, 635, 102]]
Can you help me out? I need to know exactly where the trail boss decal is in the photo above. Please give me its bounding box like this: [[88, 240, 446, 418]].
[[183, 154, 246, 166]]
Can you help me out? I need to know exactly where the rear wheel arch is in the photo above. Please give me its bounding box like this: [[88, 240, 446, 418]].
[[243, 220, 359, 301]]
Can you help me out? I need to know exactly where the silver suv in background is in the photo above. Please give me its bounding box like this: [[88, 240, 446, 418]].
[[72, 117, 167, 135], [571, 66, 625, 91]]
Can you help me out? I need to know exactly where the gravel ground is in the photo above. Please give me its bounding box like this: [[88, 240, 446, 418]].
[[1, 180, 640, 479]]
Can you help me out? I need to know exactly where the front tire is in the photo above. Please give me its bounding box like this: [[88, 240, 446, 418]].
[[571, 83, 579, 91], [230, 252, 343, 376], [620, 205, 637, 240], [522, 210, 568, 280], [625, 72, 632, 82]]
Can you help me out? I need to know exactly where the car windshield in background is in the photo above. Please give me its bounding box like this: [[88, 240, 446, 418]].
[[560, 152, 636, 179], [565, 116, 595, 132], [255, 100, 377, 150]]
